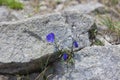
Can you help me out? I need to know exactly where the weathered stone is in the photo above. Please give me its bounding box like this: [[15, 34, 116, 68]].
[[54, 4, 64, 12], [0, 11, 94, 63], [104, 33, 120, 45], [64, 2, 104, 14], [0, 7, 9, 22], [0, 52, 60, 75], [8, 11, 24, 21], [0, 6, 25, 22], [62, 11, 94, 49], [0, 75, 8, 80], [52, 45, 120, 80], [96, 35, 111, 46]]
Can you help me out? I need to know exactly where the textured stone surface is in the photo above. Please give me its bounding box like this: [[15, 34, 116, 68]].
[[52, 45, 120, 80], [96, 35, 111, 46], [0, 7, 23, 22], [0, 75, 8, 80], [0, 7, 9, 22], [64, 2, 104, 14], [0, 11, 94, 63]]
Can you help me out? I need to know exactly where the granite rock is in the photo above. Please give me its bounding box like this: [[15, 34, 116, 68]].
[[0, 7, 9, 22], [52, 45, 120, 80], [0, 11, 94, 63], [64, 2, 104, 14]]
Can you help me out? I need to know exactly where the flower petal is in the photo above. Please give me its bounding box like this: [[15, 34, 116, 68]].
[[73, 41, 78, 48], [46, 33, 55, 43], [63, 53, 68, 61]]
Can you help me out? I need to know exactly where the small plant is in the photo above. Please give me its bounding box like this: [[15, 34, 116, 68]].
[[100, 0, 119, 6], [46, 32, 78, 62], [110, 0, 119, 6], [100, 16, 120, 35], [35, 32, 79, 80], [101, 16, 114, 30], [0, 0, 23, 10], [55, 0, 61, 4]]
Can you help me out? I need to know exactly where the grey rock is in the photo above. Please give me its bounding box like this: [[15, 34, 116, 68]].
[[0, 6, 24, 22], [52, 45, 120, 80], [0, 75, 8, 80], [104, 33, 119, 44], [64, 2, 104, 14], [96, 35, 111, 46], [8, 11, 24, 21], [0, 11, 94, 63], [0, 7, 9, 22], [54, 4, 64, 12]]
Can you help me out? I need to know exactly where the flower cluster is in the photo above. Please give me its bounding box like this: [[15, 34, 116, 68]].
[[46, 32, 78, 61]]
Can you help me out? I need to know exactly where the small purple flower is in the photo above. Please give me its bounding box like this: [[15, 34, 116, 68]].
[[63, 53, 68, 61], [73, 40, 78, 48], [46, 33, 55, 43]]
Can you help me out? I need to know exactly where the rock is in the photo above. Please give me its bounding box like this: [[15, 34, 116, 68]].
[[0, 11, 94, 63], [40, 5, 48, 11], [0, 7, 9, 22], [0, 75, 8, 80], [104, 33, 120, 44], [64, 2, 104, 14], [8, 11, 24, 21], [67, 0, 79, 6], [96, 35, 111, 46], [0, 52, 60, 75], [52, 45, 120, 80], [54, 4, 64, 12], [0, 6, 24, 22]]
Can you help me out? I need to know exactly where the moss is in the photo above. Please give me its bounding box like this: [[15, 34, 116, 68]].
[[0, 0, 23, 10]]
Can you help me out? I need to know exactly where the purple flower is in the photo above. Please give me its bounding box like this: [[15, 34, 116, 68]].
[[73, 41, 78, 48], [63, 53, 68, 61], [46, 33, 55, 43]]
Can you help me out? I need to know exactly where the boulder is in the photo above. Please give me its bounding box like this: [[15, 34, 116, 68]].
[[0, 11, 94, 63], [52, 45, 120, 80], [64, 2, 105, 14], [0, 75, 8, 80]]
